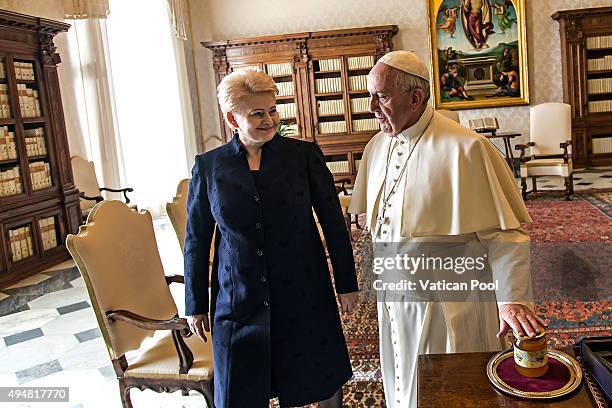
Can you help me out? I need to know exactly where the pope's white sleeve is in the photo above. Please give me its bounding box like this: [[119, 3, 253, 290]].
[[475, 227, 534, 310]]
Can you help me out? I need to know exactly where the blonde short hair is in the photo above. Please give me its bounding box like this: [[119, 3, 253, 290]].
[[217, 69, 278, 118]]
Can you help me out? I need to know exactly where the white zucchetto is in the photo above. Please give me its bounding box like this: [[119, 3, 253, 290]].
[[377, 51, 430, 82]]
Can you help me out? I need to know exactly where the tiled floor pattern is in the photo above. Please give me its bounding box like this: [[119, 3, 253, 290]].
[[0, 167, 610, 407]]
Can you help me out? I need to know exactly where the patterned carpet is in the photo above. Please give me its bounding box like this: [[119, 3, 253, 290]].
[[275, 189, 611, 407]]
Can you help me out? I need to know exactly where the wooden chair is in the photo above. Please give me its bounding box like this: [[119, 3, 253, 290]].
[[66, 201, 214, 407], [70, 155, 136, 220], [166, 179, 190, 252], [515, 103, 574, 200]]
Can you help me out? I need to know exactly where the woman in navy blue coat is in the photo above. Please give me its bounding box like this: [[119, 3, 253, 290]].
[[184, 69, 359, 408]]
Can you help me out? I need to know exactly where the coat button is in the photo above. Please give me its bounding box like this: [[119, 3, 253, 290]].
[[256, 250, 263, 256], [263, 300, 269, 307], [253, 195, 260, 202], [255, 222, 262, 229], [260, 275, 267, 283]]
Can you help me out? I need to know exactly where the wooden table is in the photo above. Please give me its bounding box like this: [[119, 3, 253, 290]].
[[480, 131, 520, 174], [418, 350, 595, 407]]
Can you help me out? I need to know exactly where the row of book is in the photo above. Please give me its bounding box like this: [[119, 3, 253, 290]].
[[9, 226, 34, 262], [0, 166, 22, 196], [349, 75, 368, 91], [0, 62, 5, 80], [318, 120, 347, 134], [318, 99, 344, 116], [587, 55, 612, 72], [277, 102, 297, 119], [18, 84, 42, 117], [0, 126, 17, 160], [592, 137, 612, 154], [267, 62, 292, 77], [347, 55, 374, 70], [276, 81, 295, 97], [355, 159, 361, 171], [14, 62, 35, 81], [350, 97, 370, 113], [586, 35, 612, 50], [283, 123, 299, 136], [39, 216, 58, 251], [316, 77, 342, 93], [29, 161, 52, 190], [24, 128, 47, 157], [588, 100, 612, 113], [352, 118, 379, 132], [233, 65, 260, 72], [326, 160, 350, 174], [318, 58, 342, 72], [0, 84, 12, 119], [587, 78, 612, 95]]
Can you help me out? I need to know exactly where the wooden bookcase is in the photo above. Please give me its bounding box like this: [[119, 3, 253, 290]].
[[203, 25, 398, 183], [0, 10, 81, 288], [553, 7, 612, 167]]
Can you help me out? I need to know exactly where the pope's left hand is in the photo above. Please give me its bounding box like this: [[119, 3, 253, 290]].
[[497, 303, 547, 338], [338, 292, 359, 314]]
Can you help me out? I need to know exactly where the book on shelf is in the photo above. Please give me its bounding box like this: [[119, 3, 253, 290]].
[[0, 166, 22, 196], [348, 75, 368, 91], [325, 160, 350, 174], [276, 81, 295, 97], [233, 65, 261, 72], [352, 118, 379, 132], [318, 99, 344, 116], [587, 78, 612, 94], [469, 117, 499, 132], [347, 55, 374, 70], [0, 126, 17, 160], [29, 161, 51, 190], [267, 62, 292, 77], [0, 61, 5, 80], [586, 35, 612, 50], [0, 84, 11, 119], [350, 97, 370, 113], [14, 62, 35, 81], [588, 100, 612, 113], [318, 59, 342, 72], [315, 77, 342, 93], [18, 84, 42, 117], [587, 55, 612, 72], [592, 137, 612, 154], [39, 216, 58, 251], [277, 102, 296, 119], [318, 120, 347, 134]]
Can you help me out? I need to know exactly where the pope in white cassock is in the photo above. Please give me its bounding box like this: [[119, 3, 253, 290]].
[[348, 51, 547, 408]]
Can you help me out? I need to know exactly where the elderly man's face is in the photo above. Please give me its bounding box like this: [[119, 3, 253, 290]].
[[367, 64, 419, 137], [229, 92, 279, 146]]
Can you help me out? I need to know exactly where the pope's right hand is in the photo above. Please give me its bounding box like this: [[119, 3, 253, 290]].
[[187, 314, 210, 342]]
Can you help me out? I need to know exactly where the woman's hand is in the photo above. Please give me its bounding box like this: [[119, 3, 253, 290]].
[[187, 313, 210, 342], [338, 292, 359, 314]]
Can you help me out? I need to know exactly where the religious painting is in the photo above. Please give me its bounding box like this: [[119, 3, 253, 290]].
[[427, 0, 529, 110]]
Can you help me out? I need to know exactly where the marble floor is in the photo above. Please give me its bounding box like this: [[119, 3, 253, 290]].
[[0, 167, 610, 408]]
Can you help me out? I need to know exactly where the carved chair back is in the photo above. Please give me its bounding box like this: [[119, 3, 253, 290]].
[[166, 178, 189, 252], [529, 103, 572, 156], [66, 200, 178, 360], [71, 155, 102, 212]]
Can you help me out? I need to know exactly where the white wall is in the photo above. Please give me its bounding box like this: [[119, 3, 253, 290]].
[[0, 0, 88, 158], [190, 0, 612, 150]]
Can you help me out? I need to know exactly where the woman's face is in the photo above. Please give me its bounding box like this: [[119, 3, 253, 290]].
[[229, 92, 279, 146]]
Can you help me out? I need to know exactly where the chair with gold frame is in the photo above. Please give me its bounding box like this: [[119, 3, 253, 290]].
[[66, 200, 214, 407]]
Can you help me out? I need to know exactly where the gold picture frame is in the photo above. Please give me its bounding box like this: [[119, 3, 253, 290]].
[[427, 0, 529, 110]]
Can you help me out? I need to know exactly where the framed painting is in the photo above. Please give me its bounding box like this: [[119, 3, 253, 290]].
[[427, 0, 529, 110]]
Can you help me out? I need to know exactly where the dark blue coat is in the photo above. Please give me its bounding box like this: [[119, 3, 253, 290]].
[[184, 134, 358, 408]]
